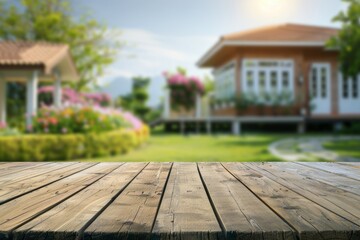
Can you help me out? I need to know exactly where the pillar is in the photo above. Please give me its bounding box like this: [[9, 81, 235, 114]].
[[297, 122, 306, 134], [195, 93, 202, 118], [232, 121, 241, 135], [206, 121, 212, 135], [0, 77, 6, 124], [26, 71, 39, 128], [180, 121, 185, 135], [163, 88, 170, 119], [54, 71, 62, 107]]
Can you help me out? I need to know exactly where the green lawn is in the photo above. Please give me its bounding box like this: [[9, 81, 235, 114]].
[[323, 140, 360, 159], [80, 134, 286, 162]]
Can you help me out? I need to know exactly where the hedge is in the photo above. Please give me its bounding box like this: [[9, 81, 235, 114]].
[[0, 126, 150, 161]]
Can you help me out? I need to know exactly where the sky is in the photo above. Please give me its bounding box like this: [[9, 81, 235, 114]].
[[72, 0, 346, 105]]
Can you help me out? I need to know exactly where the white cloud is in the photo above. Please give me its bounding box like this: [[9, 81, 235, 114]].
[[99, 28, 217, 86]]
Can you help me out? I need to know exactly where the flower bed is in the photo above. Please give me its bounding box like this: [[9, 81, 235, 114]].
[[0, 104, 150, 161], [32, 105, 133, 134], [0, 126, 149, 161]]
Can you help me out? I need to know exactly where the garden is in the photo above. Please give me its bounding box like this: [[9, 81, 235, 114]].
[[0, 87, 149, 161]]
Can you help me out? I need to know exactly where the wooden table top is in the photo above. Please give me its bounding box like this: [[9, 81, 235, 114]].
[[0, 162, 359, 240]]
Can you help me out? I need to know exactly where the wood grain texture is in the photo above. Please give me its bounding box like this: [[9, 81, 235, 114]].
[[288, 163, 360, 195], [223, 163, 360, 240], [298, 162, 360, 181], [84, 162, 171, 240], [152, 162, 222, 240], [246, 162, 360, 225], [0, 162, 358, 240], [0, 162, 97, 204], [0, 162, 50, 177], [13, 162, 147, 240], [198, 162, 295, 240], [0, 162, 77, 185], [0, 163, 122, 239]]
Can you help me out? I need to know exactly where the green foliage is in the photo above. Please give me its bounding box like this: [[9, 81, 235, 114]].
[[341, 122, 360, 134], [203, 75, 215, 93], [328, 0, 360, 78], [32, 106, 130, 134], [0, 129, 144, 161], [0, 0, 121, 90], [116, 76, 151, 122], [323, 139, 360, 159]]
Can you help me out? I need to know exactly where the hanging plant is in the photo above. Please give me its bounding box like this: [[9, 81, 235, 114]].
[[163, 70, 205, 111]]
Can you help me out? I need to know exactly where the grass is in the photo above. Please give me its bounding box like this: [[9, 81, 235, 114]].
[[323, 140, 360, 159], [80, 134, 286, 162]]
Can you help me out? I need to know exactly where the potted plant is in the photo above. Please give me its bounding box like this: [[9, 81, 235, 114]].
[[164, 70, 205, 115]]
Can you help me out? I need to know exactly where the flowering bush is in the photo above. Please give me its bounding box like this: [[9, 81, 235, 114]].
[[38, 86, 111, 106], [31, 105, 146, 134], [163, 71, 205, 110]]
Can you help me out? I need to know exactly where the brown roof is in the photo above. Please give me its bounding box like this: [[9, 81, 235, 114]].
[[222, 23, 339, 42], [0, 41, 78, 80], [198, 23, 340, 67]]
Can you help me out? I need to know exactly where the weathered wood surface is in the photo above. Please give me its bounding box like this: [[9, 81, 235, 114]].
[[0, 162, 359, 240]]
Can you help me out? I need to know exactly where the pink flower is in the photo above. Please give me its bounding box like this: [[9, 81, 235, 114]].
[[0, 121, 6, 129]]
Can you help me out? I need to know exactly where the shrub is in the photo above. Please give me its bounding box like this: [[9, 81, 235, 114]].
[[32, 105, 132, 134], [0, 126, 150, 161]]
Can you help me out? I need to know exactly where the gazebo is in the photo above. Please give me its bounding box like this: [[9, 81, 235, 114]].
[[0, 41, 78, 127]]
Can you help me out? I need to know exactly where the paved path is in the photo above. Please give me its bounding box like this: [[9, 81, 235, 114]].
[[269, 136, 360, 162], [1, 162, 360, 239]]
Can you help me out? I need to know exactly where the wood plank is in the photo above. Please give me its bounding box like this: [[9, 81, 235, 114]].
[[198, 162, 295, 240], [298, 162, 360, 181], [223, 163, 360, 240], [0, 162, 97, 204], [339, 162, 360, 170], [0, 163, 122, 239], [152, 162, 222, 240], [83, 162, 171, 239], [287, 163, 360, 195], [0, 162, 50, 177], [0, 162, 78, 185], [13, 162, 148, 240], [246, 162, 360, 226]]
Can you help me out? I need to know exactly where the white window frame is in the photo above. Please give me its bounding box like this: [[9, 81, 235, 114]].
[[241, 58, 295, 99], [213, 59, 236, 100]]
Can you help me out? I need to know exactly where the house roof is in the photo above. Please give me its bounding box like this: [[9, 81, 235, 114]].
[[0, 41, 79, 81], [198, 23, 339, 67]]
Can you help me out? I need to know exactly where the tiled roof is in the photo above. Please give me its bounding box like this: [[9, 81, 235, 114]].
[[0, 41, 69, 73], [222, 23, 339, 42]]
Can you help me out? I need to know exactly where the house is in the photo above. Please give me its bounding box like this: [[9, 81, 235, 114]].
[[196, 23, 360, 133], [0, 41, 78, 127]]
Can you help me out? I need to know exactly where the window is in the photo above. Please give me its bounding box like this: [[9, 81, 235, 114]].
[[321, 68, 327, 98], [270, 71, 277, 93], [282, 72, 289, 89], [259, 71, 266, 96], [343, 77, 349, 99], [246, 71, 254, 91], [214, 62, 235, 100], [312, 68, 318, 98], [259, 61, 278, 67], [352, 78, 358, 98], [242, 59, 294, 102]]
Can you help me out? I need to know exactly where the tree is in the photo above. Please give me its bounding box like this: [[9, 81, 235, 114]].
[[328, 0, 360, 78], [0, 0, 121, 90], [116, 77, 151, 121]]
